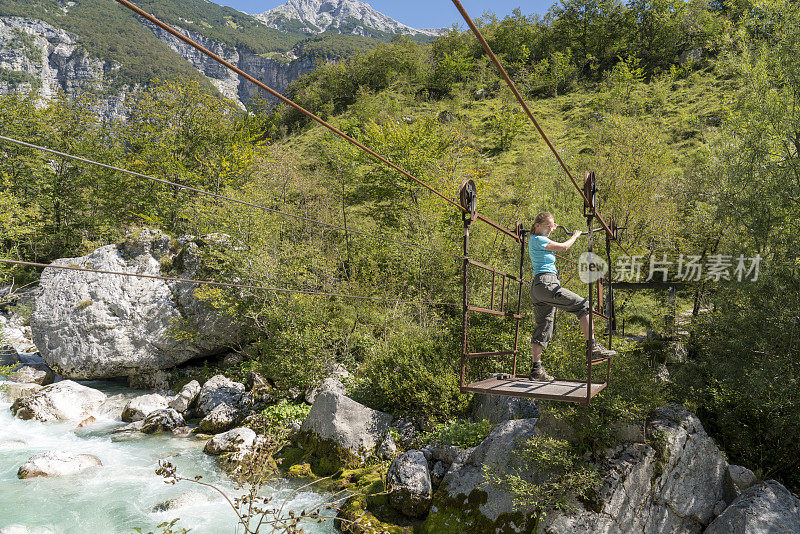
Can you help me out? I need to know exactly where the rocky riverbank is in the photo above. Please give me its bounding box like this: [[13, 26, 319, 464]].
[[2, 230, 799, 533]]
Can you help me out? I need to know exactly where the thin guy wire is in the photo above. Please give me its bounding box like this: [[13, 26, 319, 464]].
[[0, 135, 465, 260], [0, 258, 459, 308]]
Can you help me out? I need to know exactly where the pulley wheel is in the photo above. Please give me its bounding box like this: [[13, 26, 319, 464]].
[[583, 171, 597, 216], [459, 179, 477, 219]]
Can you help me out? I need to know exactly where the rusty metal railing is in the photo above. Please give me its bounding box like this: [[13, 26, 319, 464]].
[[459, 181, 526, 387]]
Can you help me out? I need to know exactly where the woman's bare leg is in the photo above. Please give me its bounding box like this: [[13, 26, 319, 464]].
[[531, 340, 543, 362], [580, 313, 593, 341]]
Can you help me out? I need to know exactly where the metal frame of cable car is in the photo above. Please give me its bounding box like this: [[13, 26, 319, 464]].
[[458, 173, 618, 405]]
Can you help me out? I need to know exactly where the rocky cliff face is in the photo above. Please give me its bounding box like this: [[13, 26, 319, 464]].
[[418, 404, 757, 534], [144, 22, 316, 109], [0, 16, 128, 120], [0, 15, 317, 118]]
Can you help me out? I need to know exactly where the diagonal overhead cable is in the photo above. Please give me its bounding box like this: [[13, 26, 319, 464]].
[[0, 134, 464, 260], [112, 0, 520, 242], [450, 0, 629, 255]]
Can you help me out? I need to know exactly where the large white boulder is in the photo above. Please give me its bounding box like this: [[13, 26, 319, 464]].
[[11, 380, 106, 421], [17, 450, 102, 478], [30, 229, 247, 380]]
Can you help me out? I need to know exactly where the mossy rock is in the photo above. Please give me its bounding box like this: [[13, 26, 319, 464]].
[[327, 464, 386, 494], [277, 445, 311, 471], [420, 489, 537, 534], [279, 446, 385, 493], [296, 430, 365, 476], [335, 493, 416, 534], [287, 462, 314, 478], [302, 464, 384, 495]]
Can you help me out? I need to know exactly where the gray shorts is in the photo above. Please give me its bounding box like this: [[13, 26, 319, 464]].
[[529, 273, 589, 349]]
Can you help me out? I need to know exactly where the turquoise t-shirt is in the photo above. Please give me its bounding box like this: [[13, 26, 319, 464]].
[[529, 235, 557, 275]]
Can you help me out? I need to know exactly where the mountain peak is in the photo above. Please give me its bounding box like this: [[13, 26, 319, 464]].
[[255, 0, 441, 38]]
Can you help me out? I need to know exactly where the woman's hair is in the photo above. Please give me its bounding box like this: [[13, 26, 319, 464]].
[[531, 212, 554, 235]]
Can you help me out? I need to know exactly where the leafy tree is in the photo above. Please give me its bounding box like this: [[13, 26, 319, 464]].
[[673, 0, 800, 491], [120, 78, 260, 234], [626, 0, 687, 71]]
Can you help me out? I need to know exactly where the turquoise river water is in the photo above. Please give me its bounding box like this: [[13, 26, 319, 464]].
[[0, 379, 335, 534]]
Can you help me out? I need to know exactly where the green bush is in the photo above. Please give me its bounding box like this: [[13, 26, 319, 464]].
[[349, 328, 468, 421], [418, 418, 492, 448], [261, 400, 311, 427], [484, 435, 601, 515]]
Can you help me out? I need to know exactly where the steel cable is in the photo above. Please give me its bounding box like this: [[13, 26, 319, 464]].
[[0, 134, 465, 260], [0, 258, 459, 308]]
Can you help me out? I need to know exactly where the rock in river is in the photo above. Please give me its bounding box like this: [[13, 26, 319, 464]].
[[18, 450, 102, 478], [121, 393, 169, 422], [140, 408, 185, 434], [204, 427, 256, 455], [11, 380, 106, 422], [195, 375, 245, 418]]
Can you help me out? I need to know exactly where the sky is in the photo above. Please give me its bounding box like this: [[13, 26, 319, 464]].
[[216, 1, 559, 30]]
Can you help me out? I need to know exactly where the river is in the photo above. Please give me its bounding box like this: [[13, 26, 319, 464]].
[[0, 379, 335, 534]]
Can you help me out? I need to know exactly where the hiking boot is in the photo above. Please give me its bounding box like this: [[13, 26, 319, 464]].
[[591, 341, 617, 359], [528, 366, 554, 381]]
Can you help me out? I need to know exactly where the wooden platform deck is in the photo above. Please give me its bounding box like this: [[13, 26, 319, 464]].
[[461, 376, 607, 403]]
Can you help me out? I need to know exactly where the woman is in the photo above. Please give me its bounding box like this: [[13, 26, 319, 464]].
[[528, 212, 616, 381]]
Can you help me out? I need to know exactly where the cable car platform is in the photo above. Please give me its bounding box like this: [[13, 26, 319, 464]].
[[461, 376, 607, 403]]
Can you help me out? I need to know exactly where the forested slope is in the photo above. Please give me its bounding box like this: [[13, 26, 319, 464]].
[[1, 0, 798, 497]]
